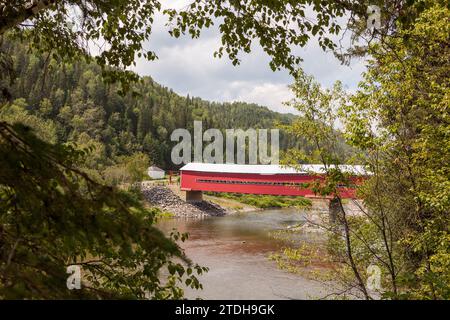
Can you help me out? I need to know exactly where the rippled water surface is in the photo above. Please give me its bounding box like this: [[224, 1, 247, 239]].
[[157, 208, 329, 299]]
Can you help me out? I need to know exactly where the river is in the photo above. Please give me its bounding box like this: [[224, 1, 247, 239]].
[[156, 208, 330, 300]]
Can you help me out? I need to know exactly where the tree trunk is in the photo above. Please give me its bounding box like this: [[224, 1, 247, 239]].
[[0, 1, 57, 35]]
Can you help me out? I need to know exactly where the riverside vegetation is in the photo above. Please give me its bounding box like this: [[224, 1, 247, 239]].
[[205, 192, 312, 209]]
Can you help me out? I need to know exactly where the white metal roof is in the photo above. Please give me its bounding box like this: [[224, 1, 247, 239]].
[[180, 163, 369, 175], [148, 166, 164, 172]]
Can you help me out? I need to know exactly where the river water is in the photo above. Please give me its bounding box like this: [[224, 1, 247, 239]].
[[156, 208, 330, 300]]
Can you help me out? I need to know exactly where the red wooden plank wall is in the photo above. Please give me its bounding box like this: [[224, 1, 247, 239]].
[[181, 171, 362, 199]]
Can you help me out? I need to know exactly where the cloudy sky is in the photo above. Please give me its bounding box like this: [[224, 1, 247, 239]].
[[133, 3, 367, 114]]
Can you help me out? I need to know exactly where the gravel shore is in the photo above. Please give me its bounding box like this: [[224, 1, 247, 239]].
[[141, 185, 228, 218]]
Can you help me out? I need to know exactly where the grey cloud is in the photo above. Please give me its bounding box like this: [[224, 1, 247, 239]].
[[133, 11, 366, 113]]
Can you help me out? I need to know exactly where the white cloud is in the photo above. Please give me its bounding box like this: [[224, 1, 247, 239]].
[[218, 81, 295, 114], [133, 9, 366, 113]]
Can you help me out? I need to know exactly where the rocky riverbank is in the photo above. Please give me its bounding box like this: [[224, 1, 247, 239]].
[[141, 185, 228, 218]]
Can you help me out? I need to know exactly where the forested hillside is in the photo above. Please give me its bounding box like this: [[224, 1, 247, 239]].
[[1, 40, 310, 171]]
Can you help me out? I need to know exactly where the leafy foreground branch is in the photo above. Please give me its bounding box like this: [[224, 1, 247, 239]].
[[276, 4, 449, 300], [0, 121, 207, 299]]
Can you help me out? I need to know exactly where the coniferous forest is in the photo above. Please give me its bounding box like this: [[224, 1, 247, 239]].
[[1, 40, 310, 168]]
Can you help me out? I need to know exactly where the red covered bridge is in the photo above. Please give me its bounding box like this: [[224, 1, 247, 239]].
[[179, 163, 368, 202]]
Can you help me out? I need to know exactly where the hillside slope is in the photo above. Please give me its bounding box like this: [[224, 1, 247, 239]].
[[1, 41, 309, 168]]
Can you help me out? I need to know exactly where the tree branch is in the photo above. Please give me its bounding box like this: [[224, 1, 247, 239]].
[[0, 1, 58, 35]]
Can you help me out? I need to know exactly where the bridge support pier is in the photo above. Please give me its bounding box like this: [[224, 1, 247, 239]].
[[182, 190, 203, 202], [328, 197, 343, 224]]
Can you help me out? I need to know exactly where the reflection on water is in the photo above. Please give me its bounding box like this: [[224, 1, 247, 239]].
[[157, 208, 329, 300]]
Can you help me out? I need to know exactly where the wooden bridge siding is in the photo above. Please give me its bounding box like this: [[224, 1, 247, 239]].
[[180, 171, 359, 199]]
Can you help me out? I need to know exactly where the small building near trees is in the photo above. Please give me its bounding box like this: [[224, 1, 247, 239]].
[[147, 166, 165, 179]]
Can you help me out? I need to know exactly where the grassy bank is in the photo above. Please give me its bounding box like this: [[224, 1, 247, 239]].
[[205, 192, 311, 209]]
